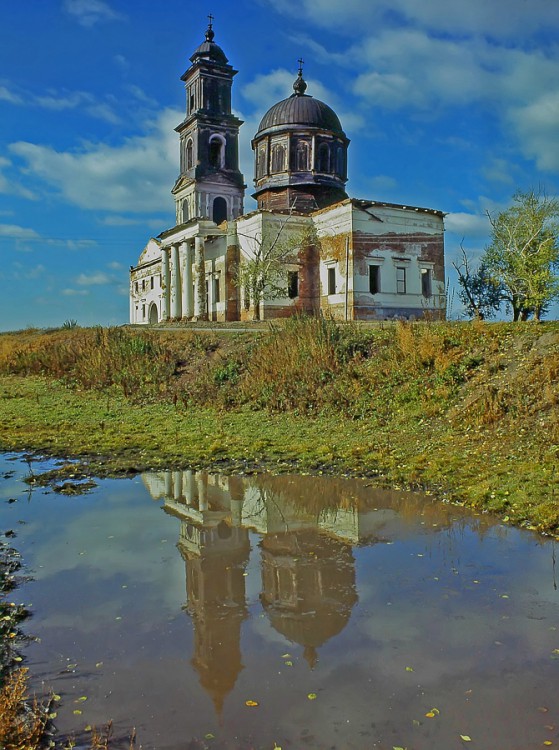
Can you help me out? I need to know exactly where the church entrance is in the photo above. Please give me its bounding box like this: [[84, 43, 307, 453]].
[[148, 303, 158, 325]]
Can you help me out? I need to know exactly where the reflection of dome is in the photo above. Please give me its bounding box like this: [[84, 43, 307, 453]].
[[256, 94, 344, 136], [260, 531, 357, 667]]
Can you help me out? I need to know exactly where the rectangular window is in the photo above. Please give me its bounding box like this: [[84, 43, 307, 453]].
[[288, 270, 299, 299], [134, 281, 138, 294], [396, 266, 406, 294], [421, 268, 432, 298], [142, 279, 146, 292], [369, 265, 380, 295], [142, 304, 145, 319], [214, 277, 220, 303], [150, 276, 154, 290], [327, 267, 336, 295]]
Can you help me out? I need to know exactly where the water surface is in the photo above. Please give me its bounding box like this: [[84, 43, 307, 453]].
[[1, 454, 558, 749]]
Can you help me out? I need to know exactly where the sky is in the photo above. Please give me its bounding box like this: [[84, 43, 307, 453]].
[[1, 0, 558, 330]]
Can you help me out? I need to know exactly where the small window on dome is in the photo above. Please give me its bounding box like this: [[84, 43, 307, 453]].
[[257, 145, 267, 178], [318, 143, 330, 173], [296, 141, 309, 171], [271, 143, 286, 173]]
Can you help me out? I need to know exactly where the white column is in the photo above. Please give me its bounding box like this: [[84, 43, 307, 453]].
[[194, 235, 207, 319], [164, 470, 172, 498], [207, 261, 214, 320], [173, 471, 182, 501], [161, 247, 170, 320], [170, 243, 181, 319], [184, 470, 195, 505], [197, 473, 208, 511], [180, 240, 193, 319]]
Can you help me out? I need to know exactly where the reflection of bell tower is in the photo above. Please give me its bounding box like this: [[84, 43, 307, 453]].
[[260, 530, 357, 668], [172, 17, 245, 226], [163, 470, 250, 716]]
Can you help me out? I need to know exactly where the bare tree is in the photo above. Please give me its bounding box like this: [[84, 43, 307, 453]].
[[453, 244, 502, 320]]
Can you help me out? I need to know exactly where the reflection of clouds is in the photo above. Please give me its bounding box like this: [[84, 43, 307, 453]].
[[21, 479, 186, 630]]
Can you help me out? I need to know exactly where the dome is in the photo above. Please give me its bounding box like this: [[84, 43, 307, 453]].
[[257, 93, 344, 136], [189, 24, 228, 65], [252, 68, 349, 213]]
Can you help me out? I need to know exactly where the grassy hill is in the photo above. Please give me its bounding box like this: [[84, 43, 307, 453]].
[[1, 318, 558, 533]]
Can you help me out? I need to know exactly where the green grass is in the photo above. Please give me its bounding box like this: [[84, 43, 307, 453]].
[[0, 318, 558, 533]]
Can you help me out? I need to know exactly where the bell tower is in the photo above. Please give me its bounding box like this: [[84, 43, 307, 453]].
[[172, 17, 245, 226]]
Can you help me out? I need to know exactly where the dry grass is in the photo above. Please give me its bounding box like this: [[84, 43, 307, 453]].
[[0, 668, 49, 750]]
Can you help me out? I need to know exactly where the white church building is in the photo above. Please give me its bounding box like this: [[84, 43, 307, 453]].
[[130, 21, 445, 324]]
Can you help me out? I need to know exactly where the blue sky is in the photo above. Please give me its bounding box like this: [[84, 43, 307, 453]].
[[1, 0, 558, 330]]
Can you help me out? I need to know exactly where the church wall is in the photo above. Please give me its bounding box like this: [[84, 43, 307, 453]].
[[130, 239, 163, 324], [350, 204, 445, 320]]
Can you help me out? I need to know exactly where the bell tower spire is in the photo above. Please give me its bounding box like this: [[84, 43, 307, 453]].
[[172, 19, 245, 226]]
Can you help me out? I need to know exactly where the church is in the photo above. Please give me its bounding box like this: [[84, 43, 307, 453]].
[[130, 20, 445, 324]]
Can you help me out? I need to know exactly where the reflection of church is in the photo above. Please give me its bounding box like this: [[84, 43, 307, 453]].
[[261, 530, 357, 669], [130, 19, 445, 324], [146, 470, 370, 714]]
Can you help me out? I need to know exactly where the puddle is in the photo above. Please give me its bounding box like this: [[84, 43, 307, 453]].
[[2, 454, 559, 749]]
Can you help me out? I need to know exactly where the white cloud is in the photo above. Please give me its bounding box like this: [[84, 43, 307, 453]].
[[64, 0, 125, 27], [509, 90, 559, 172], [62, 288, 89, 296], [107, 261, 123, 270], [0, 223, 41, 240], [77, 272, 113, 286], [269, 0, 559, 37], [11, 262, 46, 280], [0, 157, 36, 200], [445, 212, 490, 239], [0, 85, 23, 104], [9, 107, 180, 214]]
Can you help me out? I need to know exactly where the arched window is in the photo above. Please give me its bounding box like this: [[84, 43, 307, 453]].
[[182, 199, 189, 223], [318, 143, 330, 173], [296, 141, 310, 170], [271, 143, 286, 173], [213, 196, 227, 224], [209, 135, 225, 168], [186, 139, 193, 170], [336, 146, 344, 176], [257, 145, 267, 178]]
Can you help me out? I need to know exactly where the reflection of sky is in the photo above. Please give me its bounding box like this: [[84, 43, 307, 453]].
[[3, 454, 559, 750]]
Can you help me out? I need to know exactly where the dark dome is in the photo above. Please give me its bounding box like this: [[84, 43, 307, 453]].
[[257, 94, 344, 136], [190, 25, 228, 65]]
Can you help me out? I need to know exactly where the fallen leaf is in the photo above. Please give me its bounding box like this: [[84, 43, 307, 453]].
[[245, 700, 259, 707], [84, 726, 92, 732], [307, 693, 317, 700], [460, 736, 472, 742], [405, 667, 414, 672], [204, 733, 215, 740], [73, 710, 82, 715], [284, 660, 293, 666]]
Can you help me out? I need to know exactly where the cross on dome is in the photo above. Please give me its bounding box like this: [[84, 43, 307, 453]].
[[205, 13, 215, 41], [293, 58, 308, 96]]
